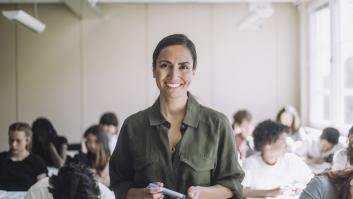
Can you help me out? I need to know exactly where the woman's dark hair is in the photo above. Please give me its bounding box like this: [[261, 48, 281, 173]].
[[320, 127, 340, 145], [152, 34, 197, 69], [318, 166, 353, 199], [8, 122, 32, 151], [275, 105, 301, 134], [49, 163, 100, 199], [346, 126, 353, 165], [84, 125, 110, 175], [253, 120, 289, 151], [99, 112, 118, 128], [232, 110, 252, 128], [32, 118, 58, 162]]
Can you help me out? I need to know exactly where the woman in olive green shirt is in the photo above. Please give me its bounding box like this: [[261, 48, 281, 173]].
[[109, 34, 244, 199]]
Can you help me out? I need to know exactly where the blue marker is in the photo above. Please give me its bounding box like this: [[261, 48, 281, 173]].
[[148, 183, 186, 199]]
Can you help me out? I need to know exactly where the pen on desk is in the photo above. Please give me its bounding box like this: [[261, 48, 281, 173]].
[[148, 183, 186, 199]]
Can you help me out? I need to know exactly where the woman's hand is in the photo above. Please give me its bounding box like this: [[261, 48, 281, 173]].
[[80, 137, 88, 154], [127, 182, 164, 199], [187, 186, 204, 199]]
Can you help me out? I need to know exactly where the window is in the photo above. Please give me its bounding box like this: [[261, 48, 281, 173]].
[[308, 0, 353, 132]]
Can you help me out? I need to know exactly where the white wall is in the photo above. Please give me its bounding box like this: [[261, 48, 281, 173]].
[[0, 3, 299, 151]]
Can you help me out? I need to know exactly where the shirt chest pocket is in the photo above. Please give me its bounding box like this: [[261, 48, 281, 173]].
[[133, 156, 160, 187], [179, 154, 215, 186]]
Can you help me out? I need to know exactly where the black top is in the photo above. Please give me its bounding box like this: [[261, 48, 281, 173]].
[[33, 136, 68, 167], [0, 151, 48, 191]]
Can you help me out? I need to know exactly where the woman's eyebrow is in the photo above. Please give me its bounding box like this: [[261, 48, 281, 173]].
[[179, 61, 191, 65], [158, 60, 172, 64]]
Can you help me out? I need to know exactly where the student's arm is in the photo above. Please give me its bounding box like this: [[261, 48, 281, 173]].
[[48, 142, 67, 167], [36, 173, 46, 181], [243, 187, 283, 198], [187, 185, 233, 199], [305, 157, 325, 164]]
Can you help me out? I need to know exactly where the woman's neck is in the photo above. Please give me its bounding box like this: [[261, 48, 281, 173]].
[[10, 150, 29, 161], [160, 95, 188, 122], [261, 151, 278, 166]]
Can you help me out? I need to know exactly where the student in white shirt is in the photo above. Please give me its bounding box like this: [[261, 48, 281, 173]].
[[25, 163, 114, 199], [295, 127, 345, 167], [242, 120, 313, 199], [99, 112, 119, 154], [332, 126, 353, 171]]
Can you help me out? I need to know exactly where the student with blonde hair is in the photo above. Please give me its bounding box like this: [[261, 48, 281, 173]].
[[0, 122, 47, 191]]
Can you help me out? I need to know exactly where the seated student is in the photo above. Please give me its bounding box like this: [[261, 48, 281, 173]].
[[332, 126, 353, 171], [232, 109, 255, 160], [295, 127, 345, 169], [276, 105, 308, 152], [25, 163, 114, 199], [242, 120, 312, 199], [299, 166, 353, 199], [73, 125, 110, 186], [32, 118, 68, 168], [99, 112, 119, 154], [0, 122, 47, 191]]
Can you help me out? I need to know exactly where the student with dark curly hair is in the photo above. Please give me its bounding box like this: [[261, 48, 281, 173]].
[[25, 163, 114, 199], [242, 120, 312, 199], [333, 126, 353, 170]]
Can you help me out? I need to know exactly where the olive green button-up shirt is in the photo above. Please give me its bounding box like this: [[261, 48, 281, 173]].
[[110, 93, 244, 199]]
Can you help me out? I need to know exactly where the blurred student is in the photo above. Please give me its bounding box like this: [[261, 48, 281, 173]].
[[276, 105, 308, 152], [25, 163, 114, 199], [332, 126, 353, 171], [295, 127, 344, 168], [99, 112, 119, 154], [73, 125, 110, 186], [0, 122, 47, 191], [32, 118, 68, 168], [232, 109, 255, 160], [242, 120, 312, 199], [300, 166, 353, 199]]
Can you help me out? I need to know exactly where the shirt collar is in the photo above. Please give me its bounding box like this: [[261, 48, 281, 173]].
[[148, 92, 201, 128]]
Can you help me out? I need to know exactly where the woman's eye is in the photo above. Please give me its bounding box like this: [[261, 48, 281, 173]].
[[180, 65, 190, 70], [160, 63, 169, 68]]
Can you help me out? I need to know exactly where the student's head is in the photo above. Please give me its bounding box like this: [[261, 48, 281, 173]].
[[232, 110, 253, 137], [83, 125, 110, 172], [319, 166, 353, 199], [32, 117, 58, 146], [276, 105, 301, 133], [8, 122, 32, 155], [99, 112, 118, 136], [49, 163, 100, 199], [320, 127, 340, 153], [253, 120, 289, 157], [152, 34, 197, 99]]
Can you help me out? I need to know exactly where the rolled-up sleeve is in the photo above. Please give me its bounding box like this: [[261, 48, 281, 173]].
[[214, 115, 245, 199], [109, 122, 134, 199]]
